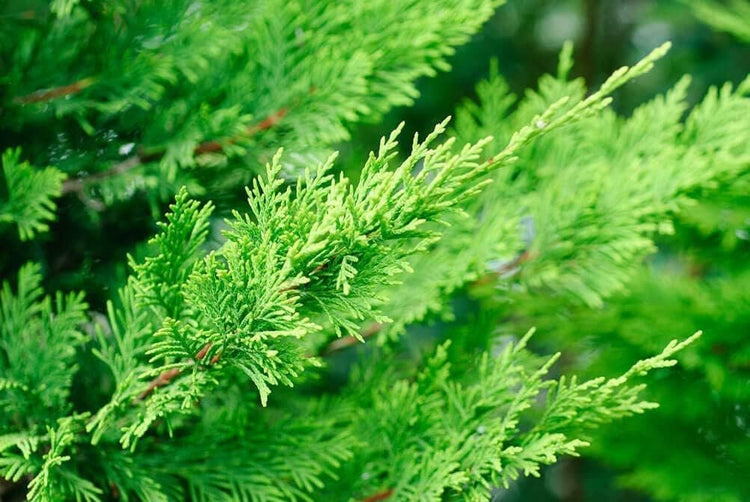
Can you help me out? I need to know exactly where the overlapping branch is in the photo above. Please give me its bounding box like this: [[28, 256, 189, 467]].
[[61, 107, 289, 195]]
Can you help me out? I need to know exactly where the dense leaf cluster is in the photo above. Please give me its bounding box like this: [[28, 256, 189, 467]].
[[1, 2, 747, 501]]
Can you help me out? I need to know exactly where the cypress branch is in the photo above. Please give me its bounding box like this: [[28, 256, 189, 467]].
[[1, 1, 746, 500]]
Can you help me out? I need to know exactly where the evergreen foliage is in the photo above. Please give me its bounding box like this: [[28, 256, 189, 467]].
[[688, 0, 750, 42], [498, 243, 749, 501], [495, 146, 750, 501], [315, 331, 701, 501], [1, 1, 748, 501], [372, 42, 749, 348], [1, 0, 499, 200], [0, 149, 66, 241], [447, 48, 749, 307], [461, 7, 750, 498]]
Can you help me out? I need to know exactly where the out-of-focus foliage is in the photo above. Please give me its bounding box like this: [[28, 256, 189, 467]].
[[369, 44, 749, 349], [1, 0, 499, 201], [689, 0, 750, 42]]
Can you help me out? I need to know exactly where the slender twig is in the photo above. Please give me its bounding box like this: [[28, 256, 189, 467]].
[[321, 322, 383, 356], [62, 155, 141, 195], [361, 488, 394, 502], [61, 107, 289, 195], [192, 107, 289, 155], [136, 341, 217, 401], [136, 368, 182, 401], [0, 9, 37, 20], [471, 249, 534, 289], [195, 342, 212, 361], [14, 77, 96, 104]]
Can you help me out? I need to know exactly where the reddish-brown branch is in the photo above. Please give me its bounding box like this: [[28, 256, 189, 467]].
[[322, 322, 383, 356], [361, 489, 394, 502], [193, 107, 289, 156], [193, 140, 224, 155], [109, 482, 121, 500], [195, 342, 212, 361], [14, 77, 96, 104], [137, 367, 181, 401], [248, 107, 288, 133], [136, 342, 221, 401], [61, 107, 289, 195], [471, 250, 535, 290]]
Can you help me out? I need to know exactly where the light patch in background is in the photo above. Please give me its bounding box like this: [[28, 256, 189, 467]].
[[632, 21, 672, 52], [535, 7, 582, 50]]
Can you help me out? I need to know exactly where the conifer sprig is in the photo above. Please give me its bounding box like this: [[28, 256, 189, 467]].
[[365, 41, 749, 347], [0, 264, 88, 425], [81, 43, 678, 454], [322, 330, 703, 501], [0, 149, 66, 241]]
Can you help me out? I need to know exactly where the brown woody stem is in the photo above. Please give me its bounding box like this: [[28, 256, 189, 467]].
[[361, 488, 394, 502], [322, 322, 383, 356], [136, 342, 221, 401], [14, 77, 96, 104], [137, 367, 181, 401], [61, 107, 289, 195]]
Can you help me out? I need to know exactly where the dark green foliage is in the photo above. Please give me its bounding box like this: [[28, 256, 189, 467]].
[[1, 1, 748, 501], [1, 0, 499, 200]]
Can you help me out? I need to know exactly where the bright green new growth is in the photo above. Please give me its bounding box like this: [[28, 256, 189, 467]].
[[0, 250, 702, 500], [84, 44, 676, 452]]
